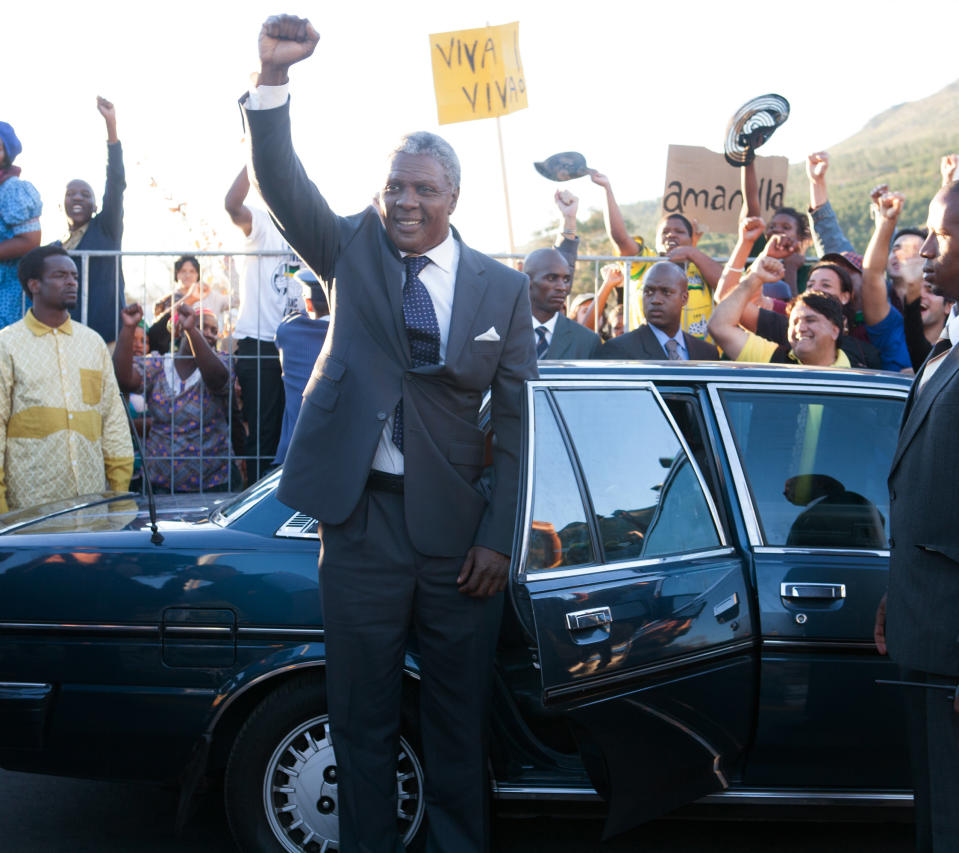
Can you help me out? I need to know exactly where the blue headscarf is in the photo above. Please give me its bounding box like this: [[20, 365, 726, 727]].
[[0, 122, 23, 165]]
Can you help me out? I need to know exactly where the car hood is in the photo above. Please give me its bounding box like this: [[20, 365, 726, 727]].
[[0, 491, 231, 536]]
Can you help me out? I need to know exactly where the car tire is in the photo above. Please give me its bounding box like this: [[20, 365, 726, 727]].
[[224, 673, 427, 852]]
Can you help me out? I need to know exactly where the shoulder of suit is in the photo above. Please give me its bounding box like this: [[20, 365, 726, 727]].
[[458, 239, 528, 289]]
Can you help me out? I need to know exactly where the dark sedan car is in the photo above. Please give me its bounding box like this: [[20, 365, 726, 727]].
[[0, 362, 914, 851]]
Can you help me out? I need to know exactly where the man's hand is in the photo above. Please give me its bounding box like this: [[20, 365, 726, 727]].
[[869, 183, 890, 219], [806, 151, 829, 182], [457, 545, 509, 598], [258, 15, 320, 84], [749, 255, 785, 284], [600, 264, 624, 287], [555, 189, 579, 219], [941, 154, 959, 187], [666, 245, 698, 264], [874, 592, 887, 655], [97, 96, 118, 143], [739, 216, 765, 245], [120, 303, 143, 327], [175, 300, 197, 333], [877, 191, 905, 222], [762, 234, 798, 260], [588, 169, 611, 190]]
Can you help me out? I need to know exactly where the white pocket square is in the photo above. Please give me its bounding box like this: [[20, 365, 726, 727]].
[[474, 327, 500, 342]]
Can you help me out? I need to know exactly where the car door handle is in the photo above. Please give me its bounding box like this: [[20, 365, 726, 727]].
[[565, 607, 612, 631], [780, 582, 846, 600]]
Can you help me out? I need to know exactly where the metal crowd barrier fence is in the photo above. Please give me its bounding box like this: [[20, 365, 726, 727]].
[[59, 248, 736, 496]]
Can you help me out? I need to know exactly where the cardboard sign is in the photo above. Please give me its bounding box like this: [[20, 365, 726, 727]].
[[661, 145, 788, 235], [430, 22, 528, 125]]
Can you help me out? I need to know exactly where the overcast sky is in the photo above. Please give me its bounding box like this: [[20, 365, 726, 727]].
[[6, 0, 958, 262]]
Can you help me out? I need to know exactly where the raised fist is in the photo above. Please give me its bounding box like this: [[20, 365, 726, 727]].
[[877, 191, 905, 222], [941, 154, 959, 187], [600, 264, 624, 286], [120, 303, 143, 327], [259, 15, 320, 72], [750, 255, 785, 284], [763, 234, 798, 260], [96, 96, 116, 122], [806, 151, 829, 181], [588, 169, 611, 190], [554, 189, 579, 218], [739, 216, 765, 244]]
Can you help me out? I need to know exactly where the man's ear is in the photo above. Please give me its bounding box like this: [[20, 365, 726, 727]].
[[449, 187, 459, 215], [27, 278, 41, 298]]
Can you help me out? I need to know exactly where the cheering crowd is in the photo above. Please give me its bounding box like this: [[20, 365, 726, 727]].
[[0, 95, 956, 509]]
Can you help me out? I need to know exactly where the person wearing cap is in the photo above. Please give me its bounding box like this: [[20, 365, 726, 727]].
[[61, 97, 125, 345], [0, 121, 41, 330], [224, 165, 303, 484], [272, 269, 330, 465], [709, 255, 851, 368], [589, 169, 722, 339]]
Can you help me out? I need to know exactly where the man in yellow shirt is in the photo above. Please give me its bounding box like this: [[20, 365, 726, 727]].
[[0, 245, 132, 512]]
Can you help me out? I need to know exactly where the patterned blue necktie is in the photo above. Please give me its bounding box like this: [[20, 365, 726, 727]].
[[391, 255, 440, 452], [535, 325, 549, 359]]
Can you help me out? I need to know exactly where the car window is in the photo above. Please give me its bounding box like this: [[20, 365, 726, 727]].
[[552, 388, 721, 560], [525, 392, 596, 573], [719, 390, 902, 548]]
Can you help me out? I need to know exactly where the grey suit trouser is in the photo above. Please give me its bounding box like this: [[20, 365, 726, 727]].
[[319, 486, 501, 853], [902, 668, 959, 852]]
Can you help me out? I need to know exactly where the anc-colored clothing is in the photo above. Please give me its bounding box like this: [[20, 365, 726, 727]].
[[735, 330, 851, 367], [0, 310, 133, 512], [623, 235, 712, 339], [0, 175, 41, 329]]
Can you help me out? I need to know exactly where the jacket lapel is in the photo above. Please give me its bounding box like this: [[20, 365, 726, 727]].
[[890, 343, 959, 475], [547, 316, 571, 358], [376, 228, 411, 363], [444, 240, 489, 366], [639, 324, 665, 359]]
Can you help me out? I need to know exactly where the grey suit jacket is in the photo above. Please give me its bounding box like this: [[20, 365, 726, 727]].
[[597, 324, 719, 360], [544, 314, 601, 359], [887, 343, 959, 675], [242, 97, 537, 558]]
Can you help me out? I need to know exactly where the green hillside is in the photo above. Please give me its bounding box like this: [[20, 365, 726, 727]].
[[525, 78, 959, 284]]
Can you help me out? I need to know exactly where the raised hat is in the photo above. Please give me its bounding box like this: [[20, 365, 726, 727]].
[[723, 94, 790, 167], [534, 151, 589, 182]]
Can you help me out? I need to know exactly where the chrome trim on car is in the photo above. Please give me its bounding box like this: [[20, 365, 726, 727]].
[[762, 638, 879, 651], [706, 382, 909, 549], [236, 627, 326, 639], [0, 621, 159, 634], [756, 546, 889, 558], [492, 784, 602, 801], [780, 582, 846, 600], [163, 625, 233, 634], [527, 548, 737, 583], [543, 639, 756, 702], [275, 512, 320, 539], [0, 681, 51, 689], [699, 789, 913, 806]]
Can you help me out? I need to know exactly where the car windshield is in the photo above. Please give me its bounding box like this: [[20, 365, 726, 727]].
[[213, 467, 283, 525]]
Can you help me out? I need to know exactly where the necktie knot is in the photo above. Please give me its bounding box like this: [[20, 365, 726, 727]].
[[664, 338, 681, 360], [404, 255, 431, 278]]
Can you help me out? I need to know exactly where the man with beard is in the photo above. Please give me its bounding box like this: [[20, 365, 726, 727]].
[[875, 179, 959, 851], [0, 245, 131, 511]]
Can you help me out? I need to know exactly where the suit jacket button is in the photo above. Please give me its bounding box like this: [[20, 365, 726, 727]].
[[376, 411, 387, 421], [888, 537, 895, 548], [890, 489, 896, 501]]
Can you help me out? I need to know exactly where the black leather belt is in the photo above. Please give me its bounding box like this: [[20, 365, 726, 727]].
[[367, 470, 404, 494]]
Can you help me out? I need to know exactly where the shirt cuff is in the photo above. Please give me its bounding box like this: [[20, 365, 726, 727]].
[[246, 81, 290, 110]]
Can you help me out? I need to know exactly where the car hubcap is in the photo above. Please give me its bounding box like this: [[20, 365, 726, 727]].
[[263, 714, 425, 852]]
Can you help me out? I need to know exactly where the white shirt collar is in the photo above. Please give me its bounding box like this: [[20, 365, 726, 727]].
[[401, 229, 456, 274], [534, 312, 560, 335], [648, 323, 687, 355]]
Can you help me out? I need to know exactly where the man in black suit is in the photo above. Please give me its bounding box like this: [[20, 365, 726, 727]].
[[526, 247, 601, 359], [875, 181, 959, 851], [241, 16, 537, 853], [599, 262, 718, 359]]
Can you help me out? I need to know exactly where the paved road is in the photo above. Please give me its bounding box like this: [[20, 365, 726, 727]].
[[1, 769, 914, 852]]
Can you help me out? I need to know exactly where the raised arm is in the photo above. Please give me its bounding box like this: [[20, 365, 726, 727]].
[[580, 265, 622, 332], [708, 256, 785, 360], [806, 151, 829, 212], [177, 302, 229, 393], [941, 154, 958, 187], [553, 189, 579, 270], [225, 166, 254, 237], [113, 303, 145, 393], [805, 151, 854, 256], [714, 216, 765, 304], [861, 189, 901, 326], [96, 97, 125, 242], [589, 170, 641, 257], [740, 160, 761, 219]]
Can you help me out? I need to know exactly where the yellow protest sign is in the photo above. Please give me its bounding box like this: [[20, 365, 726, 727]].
[[429, 22, 528, 125]]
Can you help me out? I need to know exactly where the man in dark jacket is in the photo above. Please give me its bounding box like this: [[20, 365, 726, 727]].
[[61, 97, 125, 344]]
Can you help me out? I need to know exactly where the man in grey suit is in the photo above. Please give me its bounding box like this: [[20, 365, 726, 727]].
[[875, 181, 959, 851], [241, 16, 537, 853], [526, 247, 601, 359], [599, 262, 719, 360]]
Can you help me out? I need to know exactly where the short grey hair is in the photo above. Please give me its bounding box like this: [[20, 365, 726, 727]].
[[390, 131, 461, 190]]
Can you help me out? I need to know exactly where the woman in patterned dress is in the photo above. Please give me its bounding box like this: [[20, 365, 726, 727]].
[[0, 122, 42, 329], [114, 299, 236, 492]]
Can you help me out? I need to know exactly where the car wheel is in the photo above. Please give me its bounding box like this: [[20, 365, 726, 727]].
[[224, 674, 426, 852]]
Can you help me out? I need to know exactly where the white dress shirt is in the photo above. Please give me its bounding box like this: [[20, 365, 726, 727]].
[[532, 312, 559, 352]]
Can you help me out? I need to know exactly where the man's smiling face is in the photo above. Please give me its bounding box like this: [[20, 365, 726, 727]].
[[379, 153, 458, 255], [64, 180, 96, 228]]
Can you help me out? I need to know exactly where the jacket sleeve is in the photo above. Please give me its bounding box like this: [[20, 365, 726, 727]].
[[98, 142, 126, 243], [555, 235, 579, 272], [474, 274, 538, 556], [240, 95, 342, 284], [99, 344, 134, 491], [809, 201, 855, 257]]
